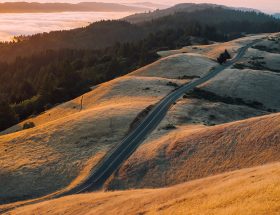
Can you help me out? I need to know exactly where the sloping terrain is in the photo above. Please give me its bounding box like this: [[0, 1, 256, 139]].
[[199, 68, 280, 111], [4, 162, 280, 215], [105, 33, 280, 190], [123, 3, 220, 23], [124, 3, 264, 24], [158, 33, 269, 59], [1, 33, 280, 214], [0, 53, 214, 203], [155, 34, 280, 129], [138, 34, 280, 130], [130, 53, 216, 79], [106, 112, 280, 190], [240, 48, 280, 72], [196, 35, 280, 112]]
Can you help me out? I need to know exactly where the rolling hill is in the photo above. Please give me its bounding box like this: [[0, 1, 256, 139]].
[[106, 33, 280, 190], [1, 49, 216, 203], [123, 3, 263, 23], [1, 33, 279, 208], [106, 112, 280, 190], [3, 162, 280, 214], [123, 3, 221, 23]]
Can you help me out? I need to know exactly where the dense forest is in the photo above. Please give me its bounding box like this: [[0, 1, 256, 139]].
[[1, 7, 280, 131]]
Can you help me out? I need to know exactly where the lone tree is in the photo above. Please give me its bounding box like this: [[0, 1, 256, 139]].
[[217, 49, 231, 64]]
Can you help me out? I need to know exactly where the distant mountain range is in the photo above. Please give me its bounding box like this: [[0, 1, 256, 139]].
[[0, 2, 149, 13], [124, 3, 219, 23], [124, 3, 264, 23]]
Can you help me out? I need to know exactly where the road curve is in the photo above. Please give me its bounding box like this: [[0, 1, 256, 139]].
[[65, 39, 260, 194], [0, 39, 260, 214]]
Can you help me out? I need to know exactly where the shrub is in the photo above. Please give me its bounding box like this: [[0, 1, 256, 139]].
[[178, 75, 200, 79], [186, 88, 266, 110], [208, 114, 216, 120], [166, 81, 179, 88], [163, 124, 177, 130], [23, 122, 35, 130]]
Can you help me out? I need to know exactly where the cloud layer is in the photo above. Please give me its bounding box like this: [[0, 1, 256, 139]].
[[0, 11, 132, 41]]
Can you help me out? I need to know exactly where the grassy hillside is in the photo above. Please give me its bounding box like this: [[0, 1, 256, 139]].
[[0, 32, 279, 214], [105, 33, 280, 190], [1, 50, 215, 203], [3, 162, 280, 215], [1, 7, 280, 131], [0, 34, 278, 205], [106, 112, 280, 190]]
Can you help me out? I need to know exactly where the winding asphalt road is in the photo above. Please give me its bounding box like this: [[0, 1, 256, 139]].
[[0, 39, 260, 214], [65, 39, 260, 194]]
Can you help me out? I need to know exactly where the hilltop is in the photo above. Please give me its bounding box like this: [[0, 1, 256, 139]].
[[123, 3, 220, 23], [123, 3, 263, 23]]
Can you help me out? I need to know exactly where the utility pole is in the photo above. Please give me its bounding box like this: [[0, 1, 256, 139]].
[[80, 96, 84, 111]]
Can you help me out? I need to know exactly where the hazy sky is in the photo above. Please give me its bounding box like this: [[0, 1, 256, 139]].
[[0, 0, 279, 13]]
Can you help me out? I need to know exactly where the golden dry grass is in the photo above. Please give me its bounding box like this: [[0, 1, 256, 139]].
[[1, 33, 279, 208], [243, 48, 280, 71], [5, 162, 280, 215], [156, 97, 267, 128], [199, 67, 280, 111], [130, 53, 216, 79], [168, 36, 280, 114], [0, 52, 215, 203], [0, 77, 180, 202], [106, 112, 280, 190], [158, 33, 269, 59]]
